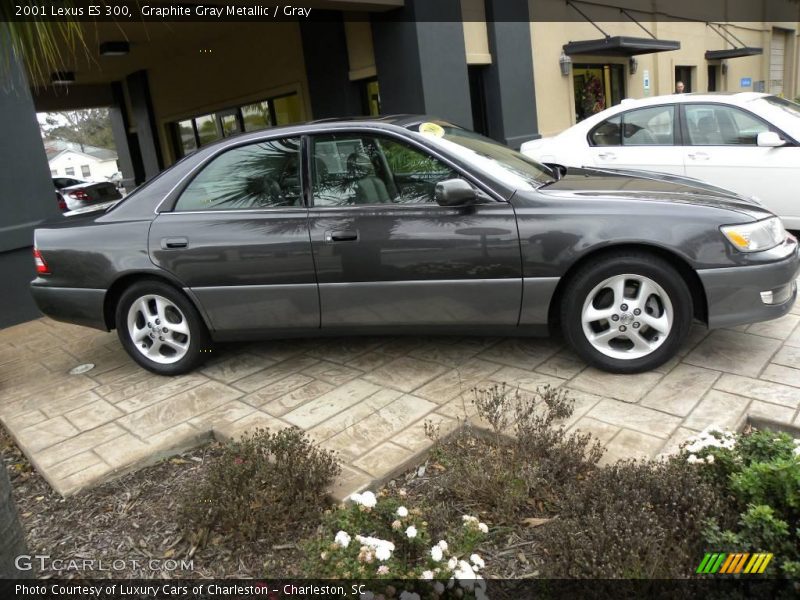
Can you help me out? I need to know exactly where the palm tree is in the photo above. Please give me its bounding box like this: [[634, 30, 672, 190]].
[[1, 4, 86, 576]]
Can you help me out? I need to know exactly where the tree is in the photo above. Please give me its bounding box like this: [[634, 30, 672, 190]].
[[42, 108, 115, 150], [0, 3, 86, 577]]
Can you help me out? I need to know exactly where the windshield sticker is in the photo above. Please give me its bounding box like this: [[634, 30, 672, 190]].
[[418, 122, 445, 137]]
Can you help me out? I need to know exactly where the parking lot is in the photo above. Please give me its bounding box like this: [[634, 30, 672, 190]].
[[0, 288, 798, 501]]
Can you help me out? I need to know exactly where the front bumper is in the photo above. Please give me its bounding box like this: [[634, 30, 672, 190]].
[[30, 284, 108, 331], [698, 247, 800, 329]]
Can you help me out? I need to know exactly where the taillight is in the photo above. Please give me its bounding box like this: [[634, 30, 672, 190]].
[[68, 189, 91, 201], [33, 247, 50, 275], [56, 192, 67, 211]]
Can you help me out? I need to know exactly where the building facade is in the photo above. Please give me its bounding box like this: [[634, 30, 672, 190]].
[[1, 0, 799, 327]]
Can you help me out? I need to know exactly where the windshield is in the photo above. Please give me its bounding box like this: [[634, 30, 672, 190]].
[[420, 124, 555, 190], [762, 95, 800, 119]]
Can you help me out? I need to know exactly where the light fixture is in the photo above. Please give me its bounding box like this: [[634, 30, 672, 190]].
[[99, 41, 130, 56], [721, 60, 728, 76], [629, 57, 638, 75], [51, 71, 75, 85], [559, 52, 572, 76]]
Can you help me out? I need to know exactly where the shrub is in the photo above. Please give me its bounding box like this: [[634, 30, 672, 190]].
[[305, 489, 489, 598], [426, 383, 603, 524], [682, 426, 800, 577], [534, 458, 726, 578], [180, 427, 340, 542]]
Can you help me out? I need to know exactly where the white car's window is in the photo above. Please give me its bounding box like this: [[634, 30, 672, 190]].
[[311, 133, 457, 206], [175, 138, 302, 211], [590, 106, 675, 146], [685, 105, 769, 146]]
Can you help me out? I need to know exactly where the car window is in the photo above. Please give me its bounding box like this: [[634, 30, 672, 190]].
[[311, 133, 456, 206], [589, 106, 675, 146], [685, 104, 769, 146], [174, 137, 301, 211], [621, 106, 675, 146]]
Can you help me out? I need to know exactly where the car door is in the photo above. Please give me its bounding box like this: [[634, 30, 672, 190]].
[[588, 105, 686, 176], [682, 103, 800, 226], [148, 136, 320, 334], [306, 130, 522, 328]]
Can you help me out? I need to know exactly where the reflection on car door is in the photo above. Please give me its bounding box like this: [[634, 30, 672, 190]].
[[148, 137, 320, 334], [588, 105, 686, 176], [681, 103, 800, 227], [306, 131, 523, 328]]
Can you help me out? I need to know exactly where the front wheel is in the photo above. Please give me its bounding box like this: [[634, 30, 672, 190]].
[[115, 280, 211, 375], [560, 253, 693, 373]]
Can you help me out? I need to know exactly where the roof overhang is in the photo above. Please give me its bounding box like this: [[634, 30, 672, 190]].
[[705, 47, 763, 61], [563, 36, 680, 57]]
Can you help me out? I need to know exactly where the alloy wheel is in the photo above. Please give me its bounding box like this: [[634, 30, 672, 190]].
[[126, 294, 191, 364]]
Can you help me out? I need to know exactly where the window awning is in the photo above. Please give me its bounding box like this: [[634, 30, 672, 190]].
[[563, 36, 681, 57], [705, 47, 763, 60]]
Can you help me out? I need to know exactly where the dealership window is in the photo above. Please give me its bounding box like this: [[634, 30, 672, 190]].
[[174, 138, 302, 211], [171, 92, 302, 158], [65, 166, 75, 176], [573, 64, 625, 122], [81, 165, 91, 178]]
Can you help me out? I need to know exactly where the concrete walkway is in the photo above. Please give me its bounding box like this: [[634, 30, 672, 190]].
[[1, 294, 799, 500]]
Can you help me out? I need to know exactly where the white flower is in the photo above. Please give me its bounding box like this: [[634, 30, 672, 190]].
[[406, 525, 418, 539], [375, 545, 392, 561], [421, 570, 434, 580], [462, 515, 478, 523], [705, 454, 715, 464], [448, 557, 458, 570], [793, 446, 800, 457], [356, 535, 396, 554], [399, 592, 420, 600], [470, 553, 485, 569], [437, 540, 449, 552], [360, 491, 378, 508], [687, 454, 699, 464], [455, 560, 477, 590], [397, 506, 409, 518], [478, 522, 489, 533], [350, 492, 362, 504], [377, 565, 389, 575], [430, 545, 443, 562], [334, 530, 351, 548], [433, 582, 445, 594]]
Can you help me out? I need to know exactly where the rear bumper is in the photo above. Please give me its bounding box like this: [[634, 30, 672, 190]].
[[698, 249, 800, 329], [29, 284, 108, 331]]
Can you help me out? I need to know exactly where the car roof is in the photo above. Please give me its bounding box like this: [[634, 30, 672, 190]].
[[617, 91, 770, 109]]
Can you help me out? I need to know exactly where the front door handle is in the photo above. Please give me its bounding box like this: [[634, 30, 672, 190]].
[[161, 237, 188, 249], [597, 152, 616, 160], [687, 152, 710, 161], [325, 230, 358, 243]]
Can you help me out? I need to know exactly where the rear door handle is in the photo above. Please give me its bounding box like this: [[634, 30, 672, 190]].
[[325, 230, 358, 243], [687, 152, 710, 161], [161, 237, 188, 249], [597, 152, 616, 160]]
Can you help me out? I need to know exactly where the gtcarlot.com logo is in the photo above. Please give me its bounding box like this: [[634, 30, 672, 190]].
[[696, 552, 774, 575], [15, 554, 194, 572]]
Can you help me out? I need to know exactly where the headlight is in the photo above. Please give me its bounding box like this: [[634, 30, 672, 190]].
[[720, 217, 787, 252]]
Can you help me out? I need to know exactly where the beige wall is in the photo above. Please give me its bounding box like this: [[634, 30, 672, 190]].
[[531, 14, 800, 137], [139, 22, 311, 165], [344, 18, 377, 80]]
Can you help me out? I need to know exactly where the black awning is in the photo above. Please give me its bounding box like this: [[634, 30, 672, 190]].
[[705, 47, 763, 60], [563, 36, 680, 57]]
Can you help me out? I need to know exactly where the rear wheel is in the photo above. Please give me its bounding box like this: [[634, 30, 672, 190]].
[[115, 280, 211, 375], [561, 253, 692, 373]]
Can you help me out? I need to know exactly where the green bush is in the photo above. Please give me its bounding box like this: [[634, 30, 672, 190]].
[[682, 427, 800, 577], [304, 489, 489, 597], [180, 427, 340, 542]]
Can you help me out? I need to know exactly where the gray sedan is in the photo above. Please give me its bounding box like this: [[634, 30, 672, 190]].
[[30, 116, 799, 375]]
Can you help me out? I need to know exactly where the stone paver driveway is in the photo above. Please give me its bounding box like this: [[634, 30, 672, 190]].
[[1, 294, 799, 500]]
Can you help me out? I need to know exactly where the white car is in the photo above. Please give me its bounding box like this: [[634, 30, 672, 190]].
[[521, 93, 800, 230]]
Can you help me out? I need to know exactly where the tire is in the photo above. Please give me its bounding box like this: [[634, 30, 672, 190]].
[[560, 252, 693, 374], [115, 280, 212, 375]]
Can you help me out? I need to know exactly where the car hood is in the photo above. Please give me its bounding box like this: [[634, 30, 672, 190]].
[[537, 167, 772, 219]]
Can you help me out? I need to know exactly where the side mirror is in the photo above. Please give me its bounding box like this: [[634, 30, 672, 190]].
[[757, 131, 786, 147], [435, 178, 478, 207]]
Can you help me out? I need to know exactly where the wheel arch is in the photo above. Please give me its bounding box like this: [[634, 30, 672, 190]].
[[547, 243, 708, 332], [103, 272, 210, 331]]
